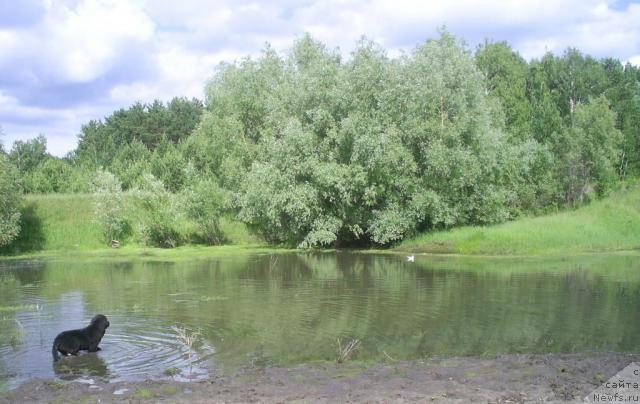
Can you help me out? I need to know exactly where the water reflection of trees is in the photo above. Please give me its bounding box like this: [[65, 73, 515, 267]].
[[1, 253, 639, 369]]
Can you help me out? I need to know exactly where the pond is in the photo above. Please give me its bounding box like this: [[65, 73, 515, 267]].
[[1, 251, 639, 389]]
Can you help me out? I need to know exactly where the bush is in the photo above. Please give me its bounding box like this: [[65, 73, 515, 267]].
[[91, 169, 128, 246], [132, 173, 181, 248], [27, 157, 76, 193], [181, 173, 228, 244], [0, 154, 22, 247]]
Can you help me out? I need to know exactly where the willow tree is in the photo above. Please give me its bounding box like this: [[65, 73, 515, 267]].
[[200, 32, 536, 247]]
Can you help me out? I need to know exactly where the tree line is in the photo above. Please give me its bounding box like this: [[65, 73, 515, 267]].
[[1, 31, 638, 248]]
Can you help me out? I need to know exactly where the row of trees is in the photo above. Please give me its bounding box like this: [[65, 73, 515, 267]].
[[1, 31, 638, 248], [195, 33, 630, 246], [2, 97, 203, 194]]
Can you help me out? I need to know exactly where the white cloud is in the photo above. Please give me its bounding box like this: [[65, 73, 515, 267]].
[[287, 0, 640, 60], [0, 91, 106, 156], [1, 0, 639, 156], [44, 0, 155, 83], [108, 47, 245, 107]]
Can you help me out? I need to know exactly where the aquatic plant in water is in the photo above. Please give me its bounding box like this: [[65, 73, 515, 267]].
[[171, 326, 200, 378]]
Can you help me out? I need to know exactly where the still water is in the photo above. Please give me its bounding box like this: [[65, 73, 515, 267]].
[[1, 252, 639, 388]]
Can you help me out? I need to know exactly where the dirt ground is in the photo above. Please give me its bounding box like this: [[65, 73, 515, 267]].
[[2, 353, 639, 403]]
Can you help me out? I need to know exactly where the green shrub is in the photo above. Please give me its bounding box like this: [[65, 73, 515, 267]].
[[0, 154, 22, 247], [181, 173, 228, 245], [91, 169, 128, 246], [132, 174, 181, 248]]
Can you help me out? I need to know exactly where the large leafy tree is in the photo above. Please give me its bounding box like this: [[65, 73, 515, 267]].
[[200, 32, 535, 247], [554, 96, 622, 203]]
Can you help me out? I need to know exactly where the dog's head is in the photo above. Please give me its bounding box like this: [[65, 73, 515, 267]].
[[90, 314, 110, 331]]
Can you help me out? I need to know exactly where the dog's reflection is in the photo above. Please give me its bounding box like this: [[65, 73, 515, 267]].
[[52, 351, 109, 380]]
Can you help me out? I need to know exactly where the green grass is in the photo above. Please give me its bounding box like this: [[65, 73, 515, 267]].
[[0, 193, 263, 257], [1, 193, 103, 254], [5, 184, 640, 259], [2, 244, 291, 263], [398, 183, 640, 256]]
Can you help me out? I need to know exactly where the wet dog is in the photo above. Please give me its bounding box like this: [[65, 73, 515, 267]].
[[52, 314, 110, 361]]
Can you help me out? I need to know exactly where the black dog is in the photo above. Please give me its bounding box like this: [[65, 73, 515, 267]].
[[52, 314, 110, 361]]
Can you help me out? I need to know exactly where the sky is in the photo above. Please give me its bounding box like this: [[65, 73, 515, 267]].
[[0, 0, 639, 156]]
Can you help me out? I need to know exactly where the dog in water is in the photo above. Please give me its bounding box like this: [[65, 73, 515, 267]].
[[52, 314, 110, 361]]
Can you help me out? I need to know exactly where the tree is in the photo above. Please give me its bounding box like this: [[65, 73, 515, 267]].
[[213, 32, 535, 246], [150, 138, 187, 192], [109, 140, 151, 190], [9, 135, 48, 175], [555, 96, 623, 204], [475, 41, 532, 141], [527, 58, 565, 145], [75, 97, 203, 171], [183, 112, 254, 192], [0, 154, 21, 247], [601, 60, 640, 176]]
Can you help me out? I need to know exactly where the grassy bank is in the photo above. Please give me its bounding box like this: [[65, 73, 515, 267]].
[[398, 183, 640, 256], [0, 193, 262, 257], [4, 184, 640, 259]]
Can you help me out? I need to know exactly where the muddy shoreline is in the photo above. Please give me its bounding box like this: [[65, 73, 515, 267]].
[[2, 352, 639, 403]]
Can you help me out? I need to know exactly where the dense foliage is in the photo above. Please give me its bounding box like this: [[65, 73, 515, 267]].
[[475, 43, 631, 205], [211, 34, 526, 246], [91, 169, 128, 246], [2, 32, 639, 249], [131, 173, 182, 248], [0, 151, 22, 247], [0, 130, 23, 248], [0, 147, 20, 247], [198, 33, 630, 246], [75, 97, 203, 190], [181, 169, 228, 245]]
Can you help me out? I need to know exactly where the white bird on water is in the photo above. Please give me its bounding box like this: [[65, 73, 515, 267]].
[[406, 255, 415, 262]]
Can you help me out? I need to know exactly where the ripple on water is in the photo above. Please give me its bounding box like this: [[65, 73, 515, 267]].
[[3, 252, 640, 390], [92, 316, 215, 382], [0, 312, 215, 388]]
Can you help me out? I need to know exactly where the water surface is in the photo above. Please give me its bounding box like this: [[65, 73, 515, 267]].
[[1, 252, 639, 389]]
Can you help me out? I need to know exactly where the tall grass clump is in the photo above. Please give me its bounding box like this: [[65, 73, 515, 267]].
[[172, 326, 201, 377]]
